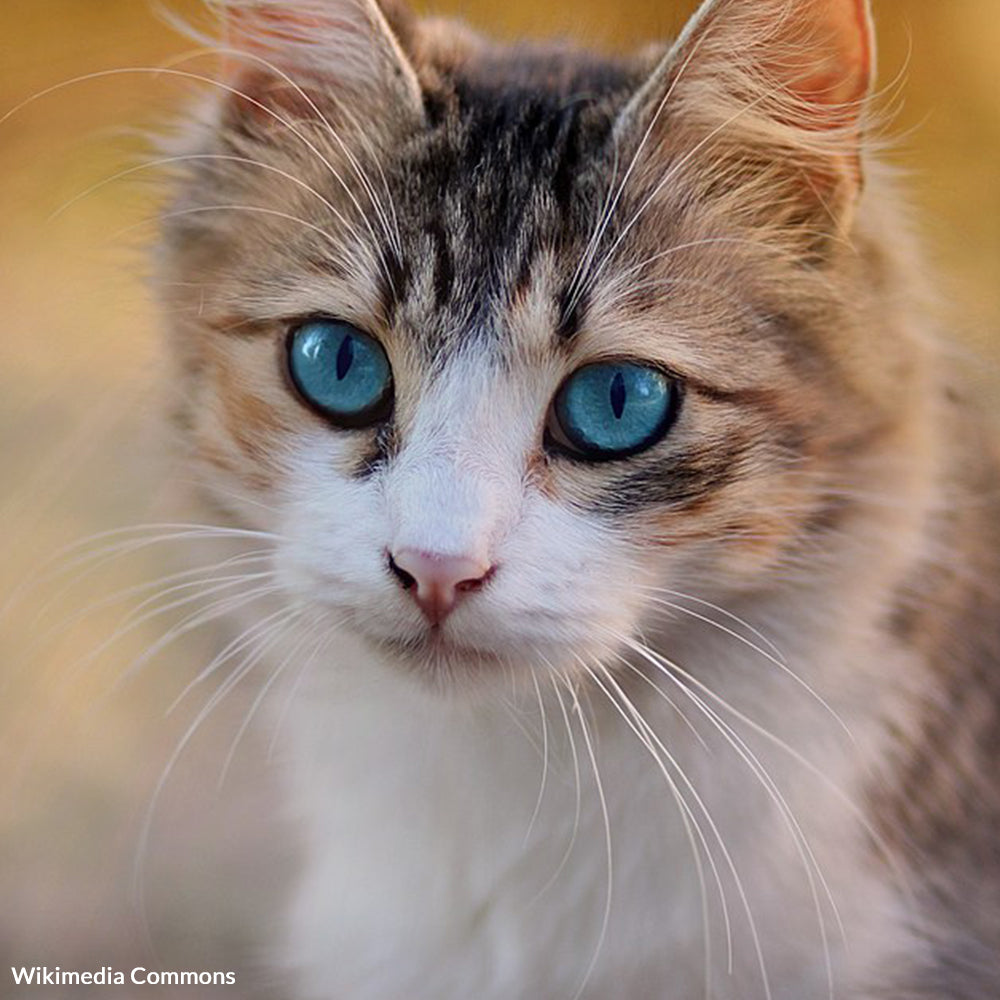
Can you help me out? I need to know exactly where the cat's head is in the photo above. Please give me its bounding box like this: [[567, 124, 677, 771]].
[[159, 0, 917, 686]]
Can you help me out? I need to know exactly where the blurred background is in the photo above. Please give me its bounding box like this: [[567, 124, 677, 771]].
[[1, 0, 997, 995]]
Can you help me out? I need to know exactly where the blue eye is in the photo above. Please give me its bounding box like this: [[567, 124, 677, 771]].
[[287, 319, 392, 427], [549, 362, 678, 460]]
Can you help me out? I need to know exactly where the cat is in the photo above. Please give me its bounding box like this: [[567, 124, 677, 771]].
[[156, 0, 1000, 996]]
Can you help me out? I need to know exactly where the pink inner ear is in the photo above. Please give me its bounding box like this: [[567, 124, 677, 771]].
[[771, 0, 873, 114]]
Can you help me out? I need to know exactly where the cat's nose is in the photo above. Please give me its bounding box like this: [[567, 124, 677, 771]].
[[388, 548, 494, 626]]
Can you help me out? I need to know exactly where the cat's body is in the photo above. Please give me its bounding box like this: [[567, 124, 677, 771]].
[[158, 0, 1000, 996]]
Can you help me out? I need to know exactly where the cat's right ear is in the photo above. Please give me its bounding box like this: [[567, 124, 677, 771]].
[[214, 0, 424, 131]]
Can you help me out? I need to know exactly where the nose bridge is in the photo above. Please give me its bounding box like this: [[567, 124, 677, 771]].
[[386, 363, 516, 561], [390, 451, 495, 560]]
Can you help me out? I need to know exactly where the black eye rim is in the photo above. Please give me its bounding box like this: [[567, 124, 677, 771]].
[[544, 360, 684, 464], [284, 316, 394, 430]]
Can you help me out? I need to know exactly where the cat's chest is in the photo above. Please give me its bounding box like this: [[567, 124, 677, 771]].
[[282, 682, 698, 997], [275, 636, 898, 1000]]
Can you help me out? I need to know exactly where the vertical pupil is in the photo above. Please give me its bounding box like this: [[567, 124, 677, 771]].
[[335, 334, 354, 381], [609, 371, 626, 420]]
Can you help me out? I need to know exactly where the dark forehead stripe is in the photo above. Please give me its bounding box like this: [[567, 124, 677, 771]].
[[426, 216, 455, 309], [376, 248, 411, 325], [393, 48, 637, 350], [512, 233, 541, 301]]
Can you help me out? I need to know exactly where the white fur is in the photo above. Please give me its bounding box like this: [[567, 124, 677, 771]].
[[272, 610, 913, 1000]]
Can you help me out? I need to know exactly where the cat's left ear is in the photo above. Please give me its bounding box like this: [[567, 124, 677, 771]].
[[616, 0, 876, 235], [217, 0, 424, 127]]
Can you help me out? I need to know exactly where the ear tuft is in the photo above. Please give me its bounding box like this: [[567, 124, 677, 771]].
[[753, 0, 874, 120]]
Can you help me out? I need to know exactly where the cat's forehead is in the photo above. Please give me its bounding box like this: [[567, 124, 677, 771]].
[[195, 40, 807, 387], [376, 55, 637, 356]]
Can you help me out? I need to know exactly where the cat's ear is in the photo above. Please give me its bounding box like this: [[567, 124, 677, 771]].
[[617, 0, 875, 236], [215, 0, 424, 129]]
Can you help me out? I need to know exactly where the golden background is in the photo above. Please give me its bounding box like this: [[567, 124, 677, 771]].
[[1, 0, 998, 986]]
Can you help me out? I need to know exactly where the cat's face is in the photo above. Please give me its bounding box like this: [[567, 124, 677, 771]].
[[161, 0, 902, 684]]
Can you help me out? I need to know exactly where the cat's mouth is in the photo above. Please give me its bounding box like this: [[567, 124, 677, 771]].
[[379, 627, 508, 669]]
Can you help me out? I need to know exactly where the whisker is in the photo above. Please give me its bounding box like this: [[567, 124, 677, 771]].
[[638, 584, 786, 663], [164, 39, 404, 264], [1, 64, 396, 280], [609, 627, 845, 993], [639, 591, 854, 742], [3, 576, 282, 775], [600, 236, 803, 294], [562, 671, 614, 1000], [49, 153, 350, 232], [267, 626, 337, 760], [233, 50, 404, 264], [595, 628, 774, 998], [562, 29, 712, 322], [166, 599, 297, 714], [115, 203, 357, 261], [623, 630, 919, 912], [13, 550, 273, 673], [131, 602, 305, 945], [216, 611, 335, 788], [581, 67, 853, 300], [2, 521, 277, 619], [65, 576, 275, 696], [599, 642, 709, 751], [496, 689, 544, 761], [524, 665, 551, 846], [112, 582, 285, 691], [525, 664, 583, 904], [582, 657, 722, 995], [589, 652, 768, 980]]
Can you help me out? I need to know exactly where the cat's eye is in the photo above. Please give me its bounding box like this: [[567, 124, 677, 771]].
[[287, 319, 393, 427], [547, 362, 678, 460]]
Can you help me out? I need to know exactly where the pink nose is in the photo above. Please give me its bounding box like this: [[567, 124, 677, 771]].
[[389, 548, 494, 626]]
